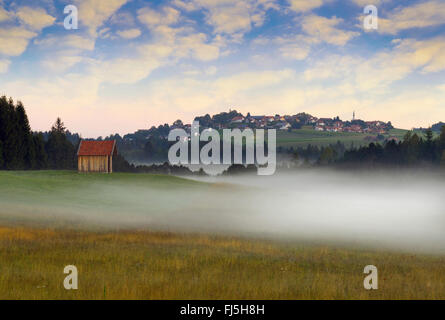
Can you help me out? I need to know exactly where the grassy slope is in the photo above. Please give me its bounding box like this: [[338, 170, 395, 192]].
[[1, 226, 445, 299], [0, 171, 201, 206], [276, 128, 409, 149], [0, 171, 210, 204], [0, 171, 249, 237], [0, 170, 200, 190]]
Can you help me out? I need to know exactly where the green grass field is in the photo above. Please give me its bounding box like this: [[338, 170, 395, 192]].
[[0, 171, 444, 299], [1, 226, 445, 299], [0, 170, 209, 229], [276, 128, 409, 149]]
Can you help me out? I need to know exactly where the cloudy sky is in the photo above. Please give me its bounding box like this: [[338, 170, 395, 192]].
[[0, 0, 444, 137]]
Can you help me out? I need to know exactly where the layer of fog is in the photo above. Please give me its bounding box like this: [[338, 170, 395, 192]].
[[190, 170, 445, 254], [2, 170, 445, 254]]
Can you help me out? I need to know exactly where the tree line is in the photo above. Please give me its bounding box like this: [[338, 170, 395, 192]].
[[0, 97, 76, 170], [277, 128, 445, 168], [338, 129, 445, 167]]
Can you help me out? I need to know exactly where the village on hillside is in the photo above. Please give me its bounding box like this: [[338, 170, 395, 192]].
[[169, 110, 394, 135]]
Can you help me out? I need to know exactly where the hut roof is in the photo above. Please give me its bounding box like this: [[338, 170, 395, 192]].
[[77, 140, 117, 156]]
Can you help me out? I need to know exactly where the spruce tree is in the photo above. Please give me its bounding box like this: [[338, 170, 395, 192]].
[[0, 96, 7, 168], [32, 133, 48, 169], [2, 98, 20, 169], [439, 126, 445, 151], [16, 101, 34, 169], [45, 117, 76, 169], [0, 140, 3, 168]]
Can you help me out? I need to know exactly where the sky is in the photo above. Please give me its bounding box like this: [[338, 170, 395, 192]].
[[0, 0, 444, 137]]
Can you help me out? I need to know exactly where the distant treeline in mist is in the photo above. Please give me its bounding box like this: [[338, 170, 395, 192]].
[[278, 128, 445, 168], [0, 96, 75, 170], [338, 129, 445, 167]]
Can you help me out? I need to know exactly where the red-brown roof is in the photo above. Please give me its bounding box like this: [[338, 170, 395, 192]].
[[77, 140, 117, 156]]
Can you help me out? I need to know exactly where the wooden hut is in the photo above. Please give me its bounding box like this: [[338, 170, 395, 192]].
[[77, 140, 117, 173]]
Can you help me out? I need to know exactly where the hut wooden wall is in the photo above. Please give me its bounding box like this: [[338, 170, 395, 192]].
[[78, 155, 110, 173]]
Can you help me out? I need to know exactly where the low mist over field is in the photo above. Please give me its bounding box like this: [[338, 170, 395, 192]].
[[1, 170, 444, 254]]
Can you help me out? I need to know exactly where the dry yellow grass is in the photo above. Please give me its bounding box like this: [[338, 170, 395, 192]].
[[1, 226, 445, 300]]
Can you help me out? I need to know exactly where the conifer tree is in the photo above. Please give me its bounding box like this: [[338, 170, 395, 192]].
[[45, 117, 76, 169], [16, 101, 34, 169]]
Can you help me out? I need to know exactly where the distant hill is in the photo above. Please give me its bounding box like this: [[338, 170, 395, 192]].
[[432, 122, 445, 132], [415, 122, 445, 133]]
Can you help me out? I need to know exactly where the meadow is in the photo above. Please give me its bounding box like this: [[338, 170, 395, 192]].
[[276, 128, 408, 148], [1, 226, 445, 299], [1, 170, 445, 299], [0, 170, 209, 230]]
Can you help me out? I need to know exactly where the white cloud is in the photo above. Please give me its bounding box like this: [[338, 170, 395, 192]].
[[0, 27, 37, 56], [253, 14, 359, 60], [174, 0, 275, 38], [42, 54, 84, 72], [377, 0, 445, 35], [176, 33, 220, 61], [35, 35, 95, 51], [74, 0, 128, 36], [136, 27, 221, 65], [172, 0, 199, 12], [351, 0, 386, 6], [0, 7, 55, 63], [116, 28, 141, 39], [355, 38, 445, 91], [64, 35, 95, 51], [406, 38, 445, 74], [109, 11, 135, 26], [204, 2, 255, 35], [98, 27, 112, 39], [253, 34, 318, 61], [301, 15, 359, 46], [91, 43, 174, 85], [288, 0, 324, 12], [95, 58, 164, 84], [303, 37, 445, 93], [0, 6, 11, 22], [280, 43, 310, 60], [34, 34, 95, 74], [16, 6, 55, 31], [304, 55, 361, 81], [137, 6, 180, 28], [137, 6, 221, 63]]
